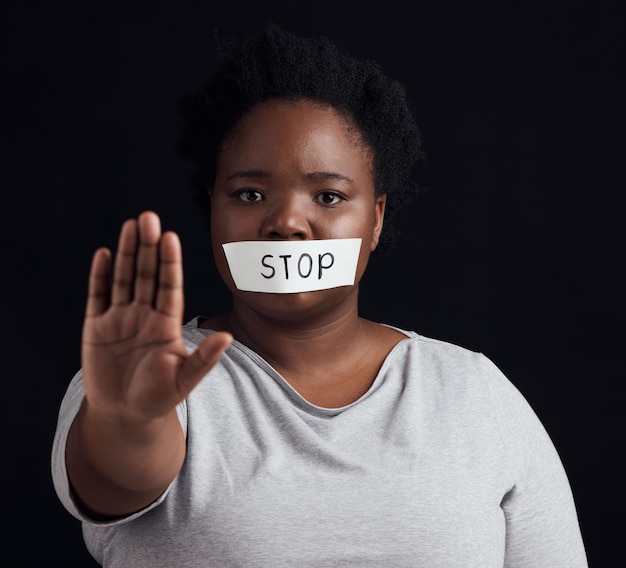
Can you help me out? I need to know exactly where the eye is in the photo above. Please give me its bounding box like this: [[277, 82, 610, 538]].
[[235, 189, 264, 202], [316, 191, 344, 205]]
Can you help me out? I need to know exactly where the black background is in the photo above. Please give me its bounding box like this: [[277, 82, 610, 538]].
[[3, 1, 624, 566]]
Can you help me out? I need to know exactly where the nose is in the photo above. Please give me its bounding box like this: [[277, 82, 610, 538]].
[[262, 195, 311, 240]]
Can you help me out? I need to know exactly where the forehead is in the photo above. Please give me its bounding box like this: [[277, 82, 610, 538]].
[[220, 98, 372, 162]]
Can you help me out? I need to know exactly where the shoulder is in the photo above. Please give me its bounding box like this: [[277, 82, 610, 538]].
[[385, 324, 505, 383], [382, 325, 537, 425], [182, 317, 216, 350], [386, 327, 568, 472]]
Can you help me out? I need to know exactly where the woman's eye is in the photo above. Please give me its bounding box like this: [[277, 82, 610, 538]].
[[316, 192, 343, 205], [236, 189, 264, 202]]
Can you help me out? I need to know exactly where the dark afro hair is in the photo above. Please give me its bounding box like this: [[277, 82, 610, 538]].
[[175, 22, 426, 254]]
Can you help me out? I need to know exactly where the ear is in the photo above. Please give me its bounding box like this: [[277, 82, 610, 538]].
[[370, 194, 387, 251]]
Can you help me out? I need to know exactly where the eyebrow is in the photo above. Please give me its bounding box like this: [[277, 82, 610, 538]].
[[227, 169, 353, 183], [306, 171, 353, 183], [227, 169, 270, 181]]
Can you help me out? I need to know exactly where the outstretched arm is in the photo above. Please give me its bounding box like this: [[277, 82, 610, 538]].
[[66, 211, 231, 518]]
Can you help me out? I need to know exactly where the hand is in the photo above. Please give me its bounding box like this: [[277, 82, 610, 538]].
[[81, 211, 232, 424]]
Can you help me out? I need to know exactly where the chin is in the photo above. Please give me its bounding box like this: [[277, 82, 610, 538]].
[[235, 286, 358, 323]]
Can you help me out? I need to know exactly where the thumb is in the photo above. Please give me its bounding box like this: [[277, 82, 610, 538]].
[[176, 332, 233, 396]]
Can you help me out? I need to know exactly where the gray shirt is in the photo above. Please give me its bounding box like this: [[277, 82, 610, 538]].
[[51, 317, 588, 567]]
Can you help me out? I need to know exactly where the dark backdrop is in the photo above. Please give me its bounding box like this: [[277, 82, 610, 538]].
[[3, 1, 624, 566]]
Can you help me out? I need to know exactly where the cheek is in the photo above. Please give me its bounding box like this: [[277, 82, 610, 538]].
[[327, 204, 377, 238], [211, 208, 249, 247], [211, 237, 237, 292], [349, 208, 378, 278], [210, 214, 234, 285]]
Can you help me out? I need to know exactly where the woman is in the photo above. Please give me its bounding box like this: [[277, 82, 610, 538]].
[[52, 23, 588, 567]]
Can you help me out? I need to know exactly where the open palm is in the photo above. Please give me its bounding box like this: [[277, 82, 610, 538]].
[[81, 211, 230, 423]]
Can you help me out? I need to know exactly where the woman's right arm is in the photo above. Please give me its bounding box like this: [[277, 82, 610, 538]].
[[64, 211, 231, 518]]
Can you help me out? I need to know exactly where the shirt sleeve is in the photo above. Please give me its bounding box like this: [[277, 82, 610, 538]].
[[483, 358, 589, 567], [50, 370, 188, 526]]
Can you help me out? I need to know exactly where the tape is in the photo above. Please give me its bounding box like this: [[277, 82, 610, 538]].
[[222, 238, 362, 293]]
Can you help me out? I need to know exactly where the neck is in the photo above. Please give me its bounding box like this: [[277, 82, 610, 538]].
[[225, 296, 364, 374], [203, 291, 406, 408]]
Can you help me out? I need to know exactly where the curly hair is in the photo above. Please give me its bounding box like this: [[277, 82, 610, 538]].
[[175, 22, 426, 254]]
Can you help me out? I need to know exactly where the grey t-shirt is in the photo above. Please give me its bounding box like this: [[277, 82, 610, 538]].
[[51, 318, 588, 567]]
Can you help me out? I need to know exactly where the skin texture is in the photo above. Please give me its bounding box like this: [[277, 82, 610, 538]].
[[66, 98, 406, 518]]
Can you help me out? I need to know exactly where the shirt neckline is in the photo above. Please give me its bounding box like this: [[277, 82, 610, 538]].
[[184, 316, 416, 416]]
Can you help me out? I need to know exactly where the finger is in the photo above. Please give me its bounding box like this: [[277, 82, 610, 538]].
[[155, 231, 183, 319], [133, 211, 162, 306], [111, 219, 138, 306], [85, 247, 112, 317], [176, 333, 233, 397]]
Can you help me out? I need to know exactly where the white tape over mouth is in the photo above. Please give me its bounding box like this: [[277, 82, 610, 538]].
[[222, 239, 362, 293]]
